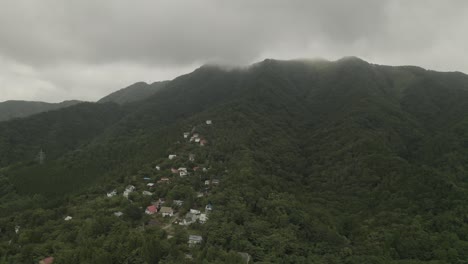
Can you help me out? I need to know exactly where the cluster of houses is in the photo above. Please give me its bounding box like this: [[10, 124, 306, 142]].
[[186, 132, 208, 146], [99, 119, 218, 247], [180, 204, 212, 226], [172, 167, 188, 177], [145, 199, 175, 217]]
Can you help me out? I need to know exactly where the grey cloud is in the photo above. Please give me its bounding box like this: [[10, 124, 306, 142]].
[[0, 0, 467, 102]]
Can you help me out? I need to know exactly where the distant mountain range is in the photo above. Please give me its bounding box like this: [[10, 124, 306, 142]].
[[0, 81, 169, 122], [0, 100, 82, 121], [2, 57, 468, 262]]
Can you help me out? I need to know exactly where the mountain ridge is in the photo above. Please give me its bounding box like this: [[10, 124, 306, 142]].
[[2, 57, 468, 262]]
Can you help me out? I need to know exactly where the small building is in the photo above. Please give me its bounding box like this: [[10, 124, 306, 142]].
[[15, 225, 20, 234], [155, 165, 161, 171], [39, 257, 54, 264], [107, 190, 117, 197], [114, 211, 123, 217], [193, 166, 200, 171], [143, 177, 151, 181], [202, 167, 208, 172], [200, 139, 208, 146], [147, 183, 155, 187], [64, 216, 72, 221], [189, 154, 195, 162], [171, 168, 179, 174], [181, 213, 198, 226], [142, 191, 153, 196], [204, 180, 210, 185], [145, 205, 158, 215], [183, 132, 190, 138], [124, 186, 135, 198], [205, 204, 213, 212], [206, 120, 212, 125], [199, 213, 208, 224], [158, 177, 170, 184], [193, 133, 199, 138], [173, 200, 184, 206], [238, 252, 252, 264], [160, 207, 174, 217], [212, 179, 220, 185], [168, 154, 177, 160], [190, 209, 201, 215], [188, 235, 203, 246], [196, 192, 204, 198], [180, 171, 187, 177], [194, 138, 201, 143]]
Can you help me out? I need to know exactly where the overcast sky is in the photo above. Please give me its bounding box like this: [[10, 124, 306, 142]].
[[1, 1, 467, 102]]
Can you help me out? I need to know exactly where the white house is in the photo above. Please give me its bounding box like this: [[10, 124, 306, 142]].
[[204, 180, 210, 185], [189, 154, 195, 162], [147, 183, 155, 187], [194, 138, 201, 143], [181, 212, 198, 226], [155, 165, 161, 171], [183, 132, 190, 138], [142, 191, 153, 196], [114, 211, 123, 217], [160, 206, 174, 217], [15, 226, 20, 234], [188, 235, 203, 246], [123, 185, 136, 198], [126, 185, 136, 192], [107, 190, 117, 197], [199, 213, 208, 224], [180, 171, 188, 177], [205, 204, 213, 212], [190, 209, 201, 215], [206, 120, 212, 125], [173, 200, 184, 206], [64, 216, 72, 221], [168, 154, 177, 160]]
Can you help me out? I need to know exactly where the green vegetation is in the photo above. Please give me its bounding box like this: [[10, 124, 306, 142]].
[[2, 57, 468, 263], [98, 81, 169, 105]]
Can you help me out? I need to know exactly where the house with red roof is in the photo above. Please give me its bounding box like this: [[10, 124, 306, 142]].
[[145, 205, 157, 215], [200, 139, 208, 146], [39, 257, 54, 264]]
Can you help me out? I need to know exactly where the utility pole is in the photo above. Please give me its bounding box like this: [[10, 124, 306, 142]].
[[38, 149, 46, 164]]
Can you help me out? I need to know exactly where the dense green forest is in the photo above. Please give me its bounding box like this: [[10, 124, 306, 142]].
[[2, 57, 468, 263]]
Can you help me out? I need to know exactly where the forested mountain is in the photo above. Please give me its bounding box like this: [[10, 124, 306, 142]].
[[98, 81, 169, 105], [2, 57, 468, 263], [0, 100, 81, 122]]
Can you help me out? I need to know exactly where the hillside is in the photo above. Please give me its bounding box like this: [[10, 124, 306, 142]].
[[0, 100, 81, 122], [98, 81, 169, 105], [2, 57, 468, 263]]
